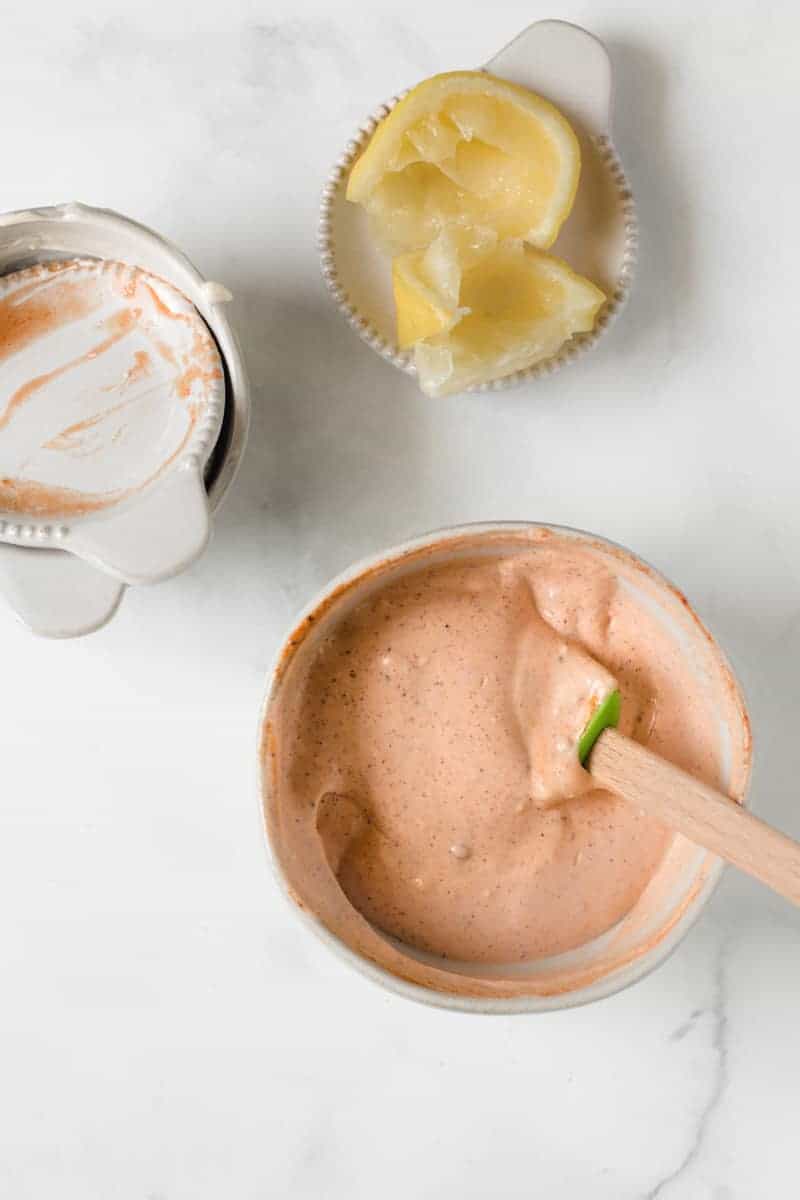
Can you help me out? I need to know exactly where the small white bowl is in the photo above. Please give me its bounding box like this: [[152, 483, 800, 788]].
[[258, 523, 752, 1013], [320, 21, 638, 394], [0, 202, 250, 638]]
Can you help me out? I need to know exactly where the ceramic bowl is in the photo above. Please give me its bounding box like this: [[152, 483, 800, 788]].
[[258, 523, 752, 1013], [320, 21, 638, 394], [0, 202, 250, 638], [0, 257, 225, 578]]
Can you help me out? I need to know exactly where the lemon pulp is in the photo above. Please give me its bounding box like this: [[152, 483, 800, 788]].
[[406, 239, 606, 397], [347, 71, 580, 252]]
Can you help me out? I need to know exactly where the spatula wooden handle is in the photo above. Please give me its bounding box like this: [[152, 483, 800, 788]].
[[589, 728, 800, 907]]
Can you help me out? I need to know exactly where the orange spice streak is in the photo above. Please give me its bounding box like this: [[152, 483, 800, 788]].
[[99, 347, 152, 394], [144, 282, 191, 325], [115, 271, 138, 300], [174, 362, 223, 399], [44, 352, 155, 452], [142, 280, 222, 405], [0, 307, 139, 433], [0, 271, 102, 363], [0, 476, 123, 517], [1, 385, 200, 518], [44, 399, 131, 451], [126, 349, 151, 384], [174, 318, 223, 399], [1, 407, 198, 519]]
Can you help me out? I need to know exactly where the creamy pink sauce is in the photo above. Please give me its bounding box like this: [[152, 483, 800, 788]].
[[265, 532, 751, 997]]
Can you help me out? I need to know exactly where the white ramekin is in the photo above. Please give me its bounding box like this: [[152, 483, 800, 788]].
[[0, 202, 250, 636], [258, 523, 752, 1013]]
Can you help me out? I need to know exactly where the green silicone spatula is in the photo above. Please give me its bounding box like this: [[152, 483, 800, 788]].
[[579, 691, 800, 907]]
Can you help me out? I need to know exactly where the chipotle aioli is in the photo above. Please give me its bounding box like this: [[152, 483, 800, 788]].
[[265, 531, 750, 993]]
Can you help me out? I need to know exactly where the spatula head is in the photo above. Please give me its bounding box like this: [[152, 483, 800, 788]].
[[578, 689, 621, 764]]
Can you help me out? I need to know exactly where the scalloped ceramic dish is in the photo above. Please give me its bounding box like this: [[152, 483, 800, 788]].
[[0, 202, 250, 637], [320, 20, 638, 393]]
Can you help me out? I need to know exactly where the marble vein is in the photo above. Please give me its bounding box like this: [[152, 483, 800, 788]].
[[643, 938, 730, 1199]]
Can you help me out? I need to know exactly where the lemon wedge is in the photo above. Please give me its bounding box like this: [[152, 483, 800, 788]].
[[347, 71, 581, 253], [392, 226, 498, 347], [392, 255, 457, 348], [396, 238, 605, 397]]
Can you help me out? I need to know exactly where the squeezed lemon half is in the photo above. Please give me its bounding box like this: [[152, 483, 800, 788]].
[[346, 70, 605, 395], [347, 71, 580, 252]]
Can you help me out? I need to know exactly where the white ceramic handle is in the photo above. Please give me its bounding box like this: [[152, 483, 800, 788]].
[[67, 466, 211, 586], [0, 543, 124, 638], [486, 20, 612, 138]]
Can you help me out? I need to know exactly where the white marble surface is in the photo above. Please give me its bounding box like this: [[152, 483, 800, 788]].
[[1, 1, 799, 1195]]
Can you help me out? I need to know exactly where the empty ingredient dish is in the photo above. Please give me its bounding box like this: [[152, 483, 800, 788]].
[[0, 201, 250, 635]]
